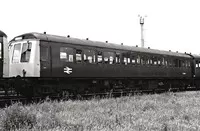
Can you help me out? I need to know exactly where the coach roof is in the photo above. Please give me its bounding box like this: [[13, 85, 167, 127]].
[[11, 32, 191, 58], [0, 30, 7, 38]]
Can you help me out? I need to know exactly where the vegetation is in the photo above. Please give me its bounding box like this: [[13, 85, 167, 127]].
[[1, 91, 200, 130]]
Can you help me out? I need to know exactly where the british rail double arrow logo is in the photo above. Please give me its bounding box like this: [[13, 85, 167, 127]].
[[64, 66, 72, 74]]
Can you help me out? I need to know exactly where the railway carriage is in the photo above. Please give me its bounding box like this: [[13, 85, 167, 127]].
[[0, 30, 9, 95], [0, 30, 9, 78], [8, 32, 196, 97]]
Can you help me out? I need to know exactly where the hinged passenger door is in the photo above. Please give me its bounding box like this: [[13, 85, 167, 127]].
[[40, 41, 51, 77]]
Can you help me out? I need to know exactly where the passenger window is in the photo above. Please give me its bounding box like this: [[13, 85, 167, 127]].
[[60, 47, 74, 62], [196, 61, 199, 68], [83, 49, 95, 63], [137, 55, 140, 64], [131, 54, 136, 65], [169, 59, 173, 67], [180, 60, 185, 67], [162, 58, 165, 66], [188, 61, 191, 67], [12, 43, 21, 63], [97, 51, 103, 63], [76, 49, 82, 63], [153, 56, 157, 65], [165, 58, 168, 66], [140, 56, 145, 65], [149, 57, 153, 65], [146, 57, 149, 65], [104, 52, 115, 64], [174, 59, 179, 67], [115, 53, 120, 64], [122, 52, 131, 65]]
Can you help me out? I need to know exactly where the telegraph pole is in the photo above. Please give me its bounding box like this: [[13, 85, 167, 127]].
[[138, 15, 146, 48]]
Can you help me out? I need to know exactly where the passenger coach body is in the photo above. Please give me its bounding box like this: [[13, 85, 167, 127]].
[[8, 32, 195, 96], [10, 32, 192, 79]]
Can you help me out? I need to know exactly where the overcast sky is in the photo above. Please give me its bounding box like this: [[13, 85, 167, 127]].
[[1, 0, 200, 54]]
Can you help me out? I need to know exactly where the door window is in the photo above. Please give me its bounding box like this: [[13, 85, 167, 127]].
[[41, 46, 49, 61]]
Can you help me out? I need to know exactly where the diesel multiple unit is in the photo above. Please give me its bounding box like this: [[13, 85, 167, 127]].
[[5, 32, 200, 97]]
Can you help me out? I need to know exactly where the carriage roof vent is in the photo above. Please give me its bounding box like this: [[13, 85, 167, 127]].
[[67, 35, 70, 38], [136, 45, 138, 47], [148, 47, 150, 49], [185, 52, 187, 54], [169, 50, 171, 52], [106, 41, 108, 43], [44, 32, 46, 34], [176, 51, 178, 53], [86, 38, 89, 40], [121, 43, 123, 45]]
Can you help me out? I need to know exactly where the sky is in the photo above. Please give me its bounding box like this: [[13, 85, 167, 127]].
[[1, 0, 200, 54]]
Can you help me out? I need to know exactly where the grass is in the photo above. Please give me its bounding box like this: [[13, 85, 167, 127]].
[[1, 91, 200, 130]]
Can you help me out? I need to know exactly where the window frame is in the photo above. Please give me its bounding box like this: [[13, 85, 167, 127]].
[[60, 46, 74, 63], [12, 43, 22, 63]]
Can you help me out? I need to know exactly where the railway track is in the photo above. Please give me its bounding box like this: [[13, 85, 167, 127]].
[[0, 86, 199, 108]]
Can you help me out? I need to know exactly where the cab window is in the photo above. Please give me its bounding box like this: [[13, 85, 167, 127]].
[[12, 43, 21, 63], [21, 42, 32, 62]]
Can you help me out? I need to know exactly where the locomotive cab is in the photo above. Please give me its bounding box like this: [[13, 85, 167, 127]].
[[9, 36, 40, 77], [0, 30, 9, 78]]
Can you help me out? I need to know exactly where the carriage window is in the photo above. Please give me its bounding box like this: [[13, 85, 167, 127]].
[[20, 42, 32, 62], [122, 52, 131, 65], [76, 49, 82, 63], [150, 59, 153, 65], [12, 43, 21, 63], [60, 47, 73, 62], [162, 58, 165, 66], [168, 59, 173, 67], [180, 60, 185, 67], [196, 61, 199, 68], [137, 55, 140, 64], [174, 59, 179, 67], [140, 56, 145, 65], [104, 52, 115, 64], [115, 53, 120, 64], [131, 54, 136, 64], [146, 57, 150, 65], [83, 49, 95, 63], [188, 60, 191, 67], [153, 56, 157, 65], [97, 51, 103, 63], [165, 58, 168, 66]]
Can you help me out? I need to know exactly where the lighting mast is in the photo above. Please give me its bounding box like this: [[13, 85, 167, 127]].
[[138, 15, 146, 48]]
